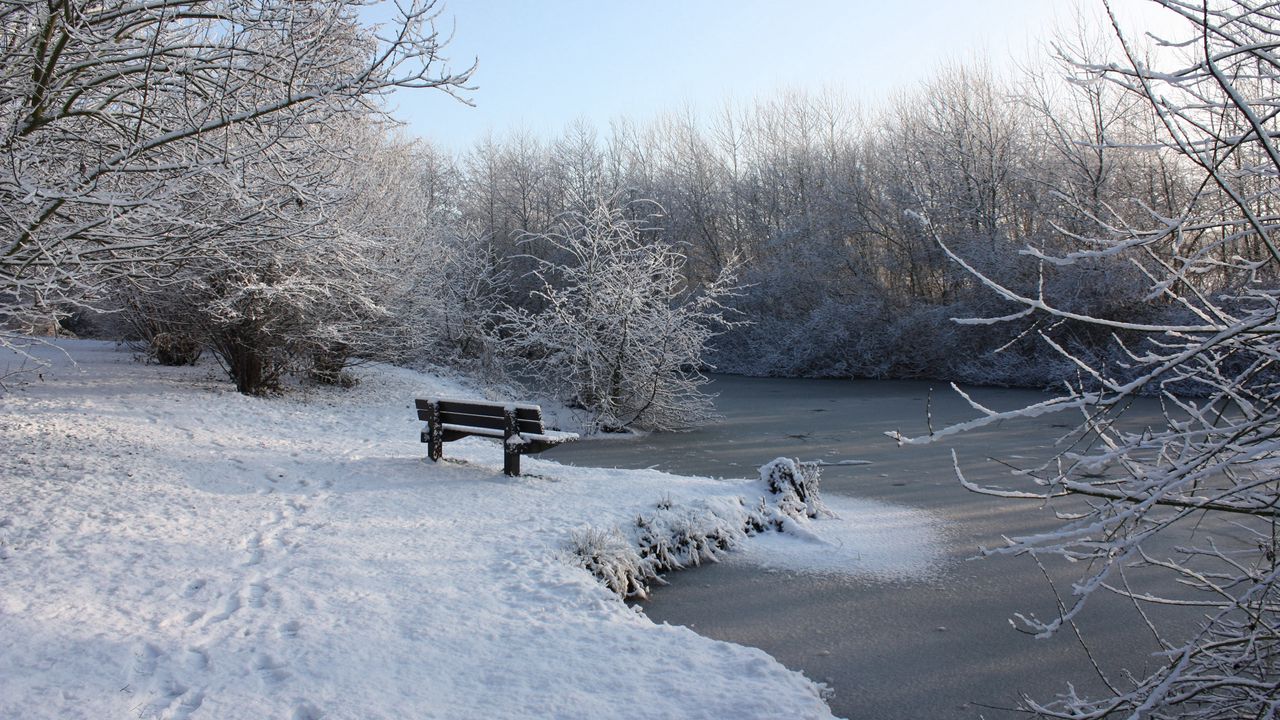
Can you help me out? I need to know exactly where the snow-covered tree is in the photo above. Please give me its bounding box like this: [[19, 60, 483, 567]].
[[895, 2, 1280, 716], [0, 0, 473, 363], [499, 198, 740, 432]]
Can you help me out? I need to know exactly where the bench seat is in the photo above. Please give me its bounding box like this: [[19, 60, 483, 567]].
[[417, 398, 578, 476]]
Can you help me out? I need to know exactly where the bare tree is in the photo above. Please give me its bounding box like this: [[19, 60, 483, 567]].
[[895, 2, 1280, 717]]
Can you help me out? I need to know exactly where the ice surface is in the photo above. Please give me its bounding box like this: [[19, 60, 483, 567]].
[[728, 494, 949, 580]]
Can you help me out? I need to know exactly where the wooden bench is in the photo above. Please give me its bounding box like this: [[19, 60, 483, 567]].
[[415, 397, 578, 476]]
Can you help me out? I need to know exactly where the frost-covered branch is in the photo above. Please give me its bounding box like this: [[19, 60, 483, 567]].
[[900, 3, 1280, 717]]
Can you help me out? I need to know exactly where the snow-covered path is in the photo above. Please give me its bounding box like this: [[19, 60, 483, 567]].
[[0, 341, 836, 719]]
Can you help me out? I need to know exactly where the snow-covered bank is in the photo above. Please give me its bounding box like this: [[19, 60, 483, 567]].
[[0, 341, 839, 719], [567, 457, 836, 599]]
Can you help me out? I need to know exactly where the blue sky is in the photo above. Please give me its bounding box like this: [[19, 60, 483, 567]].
[[376, 0, 1179, 149]]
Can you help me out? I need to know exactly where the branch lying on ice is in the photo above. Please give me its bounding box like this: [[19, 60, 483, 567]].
[[885, 384, 1098, 446]]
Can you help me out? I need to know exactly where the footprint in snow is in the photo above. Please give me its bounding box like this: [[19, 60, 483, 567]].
[[170, 689, 206, 720], [131, 678, 190, 720], [248, 581, 269, 609], [292, 701, 323, 720], [205, 592, 241, 624], [241, 532, 264, 566], [183, 648, 208, 672], [253, 653, 290, 685], [131, 642, 162, 678]]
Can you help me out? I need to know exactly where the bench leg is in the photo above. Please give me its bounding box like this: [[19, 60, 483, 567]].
[[503, 407, 521, 476], [427, 402, 443, 462], [429, 428, 442, 462]]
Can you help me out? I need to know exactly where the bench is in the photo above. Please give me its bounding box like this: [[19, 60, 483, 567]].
[[415, 397, 578, 476]]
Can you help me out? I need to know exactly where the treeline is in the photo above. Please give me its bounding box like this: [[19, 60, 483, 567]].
[[415, 51, 1229, 386]]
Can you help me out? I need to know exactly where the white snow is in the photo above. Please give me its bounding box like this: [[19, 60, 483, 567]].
[[727, 495, 950, 581], [0, 340, 842, 719]]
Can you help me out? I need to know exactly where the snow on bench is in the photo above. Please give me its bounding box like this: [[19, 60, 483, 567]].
[[415, 398, 579, 476]]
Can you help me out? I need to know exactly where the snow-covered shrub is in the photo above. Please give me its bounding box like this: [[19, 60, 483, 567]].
[[149, 333, 203, 368], [759, 457, 831, 520], [572, 504, 745, 600], [114, 287, 205, 367], [498, 198, 741, 432], [308, 344, 356, 386], [199, 237, 399, 394], [637, 503, 740, 570], [203, 267, 302, 395], [107, 126, 447, 395], [566, 527, 658, 598], [322, 136, 505, 374], [402, 227, 507, 366]]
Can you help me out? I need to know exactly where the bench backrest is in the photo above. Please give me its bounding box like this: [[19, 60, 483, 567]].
[[415, 398, 546, 435]]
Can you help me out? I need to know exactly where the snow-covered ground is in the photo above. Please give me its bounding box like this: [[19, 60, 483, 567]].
[[0, 341, 938, 719]]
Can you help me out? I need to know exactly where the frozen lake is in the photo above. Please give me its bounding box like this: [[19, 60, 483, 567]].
[[544, 375, 1203, 719]]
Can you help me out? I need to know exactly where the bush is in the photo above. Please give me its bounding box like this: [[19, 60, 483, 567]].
[[149, 332, 203, 367], [499, 198, 740, 432]]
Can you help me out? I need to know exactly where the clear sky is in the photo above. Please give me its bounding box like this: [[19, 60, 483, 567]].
[[377, 0, 1183, 149]]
